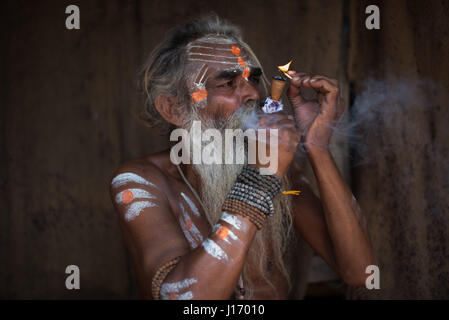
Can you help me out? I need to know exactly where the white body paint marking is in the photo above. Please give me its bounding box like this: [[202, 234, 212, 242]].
[[179, 216, 198, 249], [177, 291, 194, 300], [114, 188, 155, 204], [212, 223, 240, 244], [202, 239, 229, 263], [111, 172, 157, 189], [220, 211, 248, 232], [125, 201, 157, 221], [193, 64, 209, 90], [187, 58, 242, 66], [181, 192, 200, 217], [160, 278, 197, 300], [179, 203, 203, 248]]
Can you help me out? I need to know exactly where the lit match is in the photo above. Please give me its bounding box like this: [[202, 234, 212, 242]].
[[278, 60, 292, 79]]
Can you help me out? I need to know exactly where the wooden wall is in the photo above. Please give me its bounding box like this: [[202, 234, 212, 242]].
[[0, 0, 345, 298], [1, 0, 447, 299]]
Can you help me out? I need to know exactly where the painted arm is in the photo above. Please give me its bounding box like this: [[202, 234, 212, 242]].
[[109, 164, 258, 300]]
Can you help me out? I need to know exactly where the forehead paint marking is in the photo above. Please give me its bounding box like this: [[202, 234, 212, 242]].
[[181, 192, 200, 217], [193, 64, 209, 90], [192, 89, 208, 103], [238, 57, 247, 67], [242, 67, 250, 80], [231, 45, 241, 56], [188, 45, 233, 51], [160, 278, 197, 300], [180, 202, 203, 244], [187, 58, 245, 66], [202, 239, 229, 263], [111, 172, 157, 189], [115, 188, 155, 205], [125, 201, 157, 221], [189, 53, 247, 60], [220, 211, 248, 232]]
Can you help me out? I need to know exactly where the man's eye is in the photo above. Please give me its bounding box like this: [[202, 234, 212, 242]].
[[218, 80, 234, 88]]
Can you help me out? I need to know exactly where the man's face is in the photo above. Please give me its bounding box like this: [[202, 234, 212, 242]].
[[185, 36, 264, 124]]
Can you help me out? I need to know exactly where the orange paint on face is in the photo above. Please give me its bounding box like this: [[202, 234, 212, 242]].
[[231, 45, 241, 56], [185, 219, 192, 230], [122, 189, 134, 204], [192, 89, 208, 102], [242, 67, 250, 79], [238, 57, 247, 67], [216, 226, 229, 239]]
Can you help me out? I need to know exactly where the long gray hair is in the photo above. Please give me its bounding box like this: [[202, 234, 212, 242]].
[[139, 13, 269, 133]]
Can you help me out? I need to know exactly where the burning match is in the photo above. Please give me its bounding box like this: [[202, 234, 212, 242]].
[[278, 60, 293, 79]]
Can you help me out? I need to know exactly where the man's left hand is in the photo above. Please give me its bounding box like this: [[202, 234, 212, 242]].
[[286, 71, 344, 152]]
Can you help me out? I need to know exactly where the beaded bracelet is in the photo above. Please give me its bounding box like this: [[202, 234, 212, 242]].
[[151, 256, 181, 300], [223, 198, 266, 230], [229, 165, 282, 217]]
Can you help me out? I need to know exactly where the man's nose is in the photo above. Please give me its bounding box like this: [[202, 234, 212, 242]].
[[237, 77, 260, 105]]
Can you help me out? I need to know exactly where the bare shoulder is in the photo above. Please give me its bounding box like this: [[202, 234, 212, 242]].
[[109, 151, 172, 193], [108, 152, 192, 298]]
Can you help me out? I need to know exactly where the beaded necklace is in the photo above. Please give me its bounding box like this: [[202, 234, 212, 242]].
[[176, 164, 246, 300]]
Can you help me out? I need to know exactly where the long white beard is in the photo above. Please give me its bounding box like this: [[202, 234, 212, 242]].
[[183, 102, 295, 298]]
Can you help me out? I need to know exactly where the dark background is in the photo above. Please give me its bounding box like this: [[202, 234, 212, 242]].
[[1, 0, 448, 299]]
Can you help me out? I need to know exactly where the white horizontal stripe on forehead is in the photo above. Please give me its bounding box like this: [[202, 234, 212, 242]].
[[188, 45, 234, 51], [114, 188, 155, 204], [188, 53, 243, 60], [125, 201, 157, 221], [111, 172, 157, 189], [188, 36, 236, 45], [187, 58, 246, 66]]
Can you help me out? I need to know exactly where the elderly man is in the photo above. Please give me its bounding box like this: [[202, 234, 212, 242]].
[[109, 14, 375, 300]]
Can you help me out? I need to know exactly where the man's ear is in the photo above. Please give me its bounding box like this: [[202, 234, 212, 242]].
[[154, 94, 184, 127]]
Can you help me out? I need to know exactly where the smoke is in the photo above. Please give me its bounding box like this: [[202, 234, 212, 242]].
[[329, 76, 449, 168]]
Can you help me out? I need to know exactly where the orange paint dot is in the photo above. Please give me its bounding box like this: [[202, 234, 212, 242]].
[[192, 89, 208, 102], [238, 57, 247, 67], [121, 189, 134, 204], [231, 45, 241, 56], [168, 292, 179, 300], [185, 219, 192, 230], [242, 67, 250, 79], [216, 226, 229, 239]]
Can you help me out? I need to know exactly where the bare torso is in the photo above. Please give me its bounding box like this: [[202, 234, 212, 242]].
[[117, 150, 297, 299]]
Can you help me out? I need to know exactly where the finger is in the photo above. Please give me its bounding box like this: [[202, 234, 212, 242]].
[[286, 71, 312, 104], [302, 77, 340, 101]]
